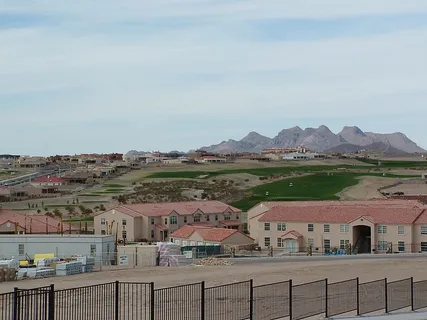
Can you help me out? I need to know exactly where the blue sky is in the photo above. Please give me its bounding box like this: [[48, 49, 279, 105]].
[[1, 0, 427, 155]]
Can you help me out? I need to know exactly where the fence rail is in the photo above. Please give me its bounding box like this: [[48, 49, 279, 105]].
[[1, 276, 425, 319]]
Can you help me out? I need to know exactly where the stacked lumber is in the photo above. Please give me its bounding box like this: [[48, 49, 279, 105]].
[[194, 257, 233, 266]]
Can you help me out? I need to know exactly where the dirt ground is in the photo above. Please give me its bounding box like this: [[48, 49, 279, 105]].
[[2, 257, 427, 293], [384, 182, 427, 195], [337, 176, 394, 200]]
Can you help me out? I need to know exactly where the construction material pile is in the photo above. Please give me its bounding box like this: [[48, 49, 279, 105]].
[[157, 242, 191, 267], [0, 268, 17, 282], [56, 261, 83, 276], [194, 257, 233, 266]]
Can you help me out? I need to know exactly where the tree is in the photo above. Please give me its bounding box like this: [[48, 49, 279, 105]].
[[99, 204, 106, 211], [65, 206, 76, 216]]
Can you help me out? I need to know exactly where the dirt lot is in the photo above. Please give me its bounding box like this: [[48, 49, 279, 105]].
[[2, 257, 427, 293], [384, 182, 427, 195], [337, 176, 394, 200]]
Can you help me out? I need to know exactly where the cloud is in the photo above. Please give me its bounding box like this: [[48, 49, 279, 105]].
[[0, 0, 427, 153]]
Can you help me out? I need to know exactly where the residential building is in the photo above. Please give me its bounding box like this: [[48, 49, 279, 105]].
[[283, 152, 326, 160], [170, 225, 254, 246], [30, 175, 66, 187], [248, 199, 427, 253], [0, 208, 77, 234], [198, 156, 227, 164], [93, 201, 243, 242]]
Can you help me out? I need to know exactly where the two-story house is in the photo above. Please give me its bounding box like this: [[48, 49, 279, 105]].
[[93, 201, 242, 242], [248, 199, 427, 253]]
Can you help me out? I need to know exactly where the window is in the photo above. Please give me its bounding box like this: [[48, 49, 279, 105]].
[[339, 224, 349, 233], [421, 242, 427, 252], [340, 240, 349, 250], [194, 214, 201, 222], [323, 239, 331, 252], [151, 218, 155, 225], [421, 226, 427, 235], [277, 223, 286, 232], [184, 217, 187, 223], [101, 218, 106, 225], [307, 238, 314, 248], [378, 241, 388, 251], [324, 224, 330, 233], [122, 230, 127, 239], [308, 224, 314, 232], [101, 230, 106, 235], [377, 225, 387, 234], [206, 215, 210, 221], [224, 214, 231, 221], [18, 244, 24, 255], [174, 239, 180, 245], [151, 230, 155, 238], [215, 215, 218, 221], [164, 218, 168, 225], [122, 219, 126, 226], [398, 241, 405, 252], [264, 237, 271, 247], [277, 238, 284, 248], [182, 240, 188, 246], [397, 226, 405, 235], [170, 238, 173, 243], [264, 223, 271, 231], [170, 216, 177, 225], [90, 245, 96, 256], [197, 241, 204, 246]]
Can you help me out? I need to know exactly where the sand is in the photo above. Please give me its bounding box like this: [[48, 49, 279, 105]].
[[2, 256, 427, 293]]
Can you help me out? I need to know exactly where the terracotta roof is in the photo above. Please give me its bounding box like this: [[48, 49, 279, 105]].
[[219, 220, 241, 226], [258, 200, 427, 225], [107, 201, 241, 218], [170, 225, 253, 243], [281, 230, 303, 238], [155, 224, 168, 231], [33, 176, 66, 183], [0, 209, 76, 233]]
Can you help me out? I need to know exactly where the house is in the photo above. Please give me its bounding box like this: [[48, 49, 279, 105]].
[[170, 225, 254, 247], [248, 199, 427, 253], [93, 201, 243, 242], [0, 186, 10, 201], [422, 173, 427, 179], [0, 208, 77, 234], [198, 156, 227, 164], [30, 175, 66, 187]]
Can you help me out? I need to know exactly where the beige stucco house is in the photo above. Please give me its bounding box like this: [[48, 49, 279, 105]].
[[94, 201, 242, 242], [170, 225, 254, 246], [248, 199, 427, 253]]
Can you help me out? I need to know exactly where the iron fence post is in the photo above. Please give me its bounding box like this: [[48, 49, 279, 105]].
[[115, 281, 119, 320], [48, 284, 55, 320], [249, 279, 254, 320], [384, 278, 388, 313], [201, 281, 205, 320], [325, 278, 328, 317], [289, 280, 293, 320], [12, 287, 18, 320], [411, 277, 414, 311], [150, 282, 155, 320], [356, 277, 360, 316]]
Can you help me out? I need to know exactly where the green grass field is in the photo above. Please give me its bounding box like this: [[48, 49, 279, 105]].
[[146, 164, 367, 179], [230, 172, 411, 211], [358, 159, 427, 167]]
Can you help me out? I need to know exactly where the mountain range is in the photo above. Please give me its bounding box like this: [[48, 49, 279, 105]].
[[199, 126, 426, 154]]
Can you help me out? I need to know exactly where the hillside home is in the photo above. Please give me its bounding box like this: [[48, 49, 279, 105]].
[[94, 201, 243, 242], [248, 200, 427, 253], [30, 175, 66, 187]]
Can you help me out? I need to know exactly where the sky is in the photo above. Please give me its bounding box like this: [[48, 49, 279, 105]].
[[1, 0, 427, 155]]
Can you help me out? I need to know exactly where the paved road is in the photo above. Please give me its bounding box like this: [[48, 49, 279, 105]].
[[229, 253, 427, 265]]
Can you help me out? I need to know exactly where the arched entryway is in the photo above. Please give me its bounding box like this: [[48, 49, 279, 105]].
[[283, 238, 298, 253], [352, 225, 371, 253]]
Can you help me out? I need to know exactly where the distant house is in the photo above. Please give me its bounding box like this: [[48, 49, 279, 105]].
[[31, 175, 66, 186], [0, 208, 77, 234], [0, 186, 10, 201], [248, 199, 427, 254], [170, 225, 254, 247], [94, 201, 243, 242], [422, 173, 427, 179]]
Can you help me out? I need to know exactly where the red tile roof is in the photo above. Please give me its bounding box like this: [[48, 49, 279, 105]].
[[219, 220, 241, 226], [0, 209, 76, 233], [281, 230, 303, 238], [170, 225, 253, 243], [33, 176, 66, 183], [108, 201, 241, 218], [155, 224, 168, 231], [258, 200, 427, 225]]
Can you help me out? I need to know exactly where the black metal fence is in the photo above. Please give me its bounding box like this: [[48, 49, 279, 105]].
[[2, 276, 427, 319]]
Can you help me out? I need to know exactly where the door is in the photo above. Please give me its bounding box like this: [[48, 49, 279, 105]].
[[284, 239, 297, 253]]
